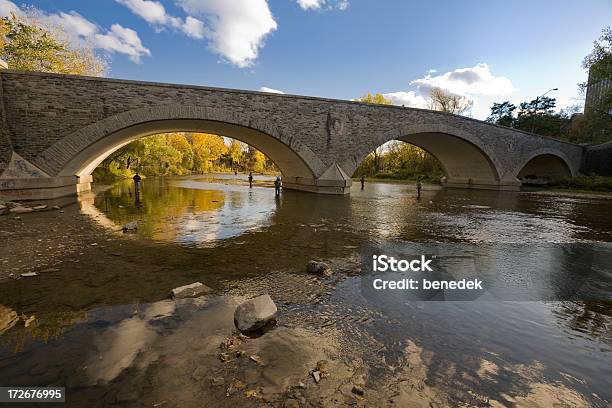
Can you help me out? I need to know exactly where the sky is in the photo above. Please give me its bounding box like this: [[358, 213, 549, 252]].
[[1, 0, 611, 119]]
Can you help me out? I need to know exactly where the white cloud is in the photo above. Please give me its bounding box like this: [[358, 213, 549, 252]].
[[95, 24, 151, 63], [0, 0, 20, 16], [296, 0, 325, 9], [117, 0, 167, 25], [0, 0, 150, 63], [116, 0, 205, 39], [296, 0, 349, 11], [376, 63, 516, 119], [411, 63, 515, 97], [382, 91, 428, 108], [259, 86, 284, 94], [45, 11, 98, 38], [183, 16, 205, 39], [175, 0, 277, 68]]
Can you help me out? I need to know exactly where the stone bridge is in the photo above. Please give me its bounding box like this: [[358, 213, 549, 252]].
[[0, 70, 586, 200]]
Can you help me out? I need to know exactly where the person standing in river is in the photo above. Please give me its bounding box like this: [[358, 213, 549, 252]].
[[248, 172, 253, 188], [416, 176, 422, 199], [360, 176, 365, 190], [274, 176, 282, 196]]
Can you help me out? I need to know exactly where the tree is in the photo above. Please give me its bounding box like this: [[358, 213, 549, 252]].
[[427, 87, 473, 115], [358, 93, 393, 105], [92, 133, 279, 181], [486, 97, 578, 139], [246, 147, 267, 173], [579, 26, 612, 144], [167, 133, 193, 170], [225, 139, 247, 171], [486, 101, 516, 127], [191, 133, 227, 173], [581, 26, 612, 83], [0, 12, 106, 76], [518, 96, 557, 117]]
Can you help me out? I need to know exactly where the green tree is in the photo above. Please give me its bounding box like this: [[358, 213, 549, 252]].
[[486, 97, 578, 140], [486, 101, 516, 127], [0, 13, 106, 76], [579, 26, 612, 144], [514, 96, 559, 134]]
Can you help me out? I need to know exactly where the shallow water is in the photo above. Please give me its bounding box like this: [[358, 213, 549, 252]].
[[0, 175, 611, 407]]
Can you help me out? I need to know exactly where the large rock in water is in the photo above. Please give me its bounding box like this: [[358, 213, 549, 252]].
[[307, 260, 332, 277], [0, 305, 19, 335], [234, 295, 277, 333], [171, 282, 212, 299]]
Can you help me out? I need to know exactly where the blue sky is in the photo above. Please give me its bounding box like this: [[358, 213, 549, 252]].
[[2, 0, 611, 118]]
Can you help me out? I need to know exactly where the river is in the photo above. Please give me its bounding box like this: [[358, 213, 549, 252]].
[[0, 174, 610, 407]]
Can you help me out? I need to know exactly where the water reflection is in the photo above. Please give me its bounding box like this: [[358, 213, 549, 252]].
[[90, 176, 278, 246], [1, 176, 611, 406]]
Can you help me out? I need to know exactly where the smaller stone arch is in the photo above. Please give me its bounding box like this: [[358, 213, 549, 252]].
[[344, 123, 516, 190], [516, 149, 575, 182]]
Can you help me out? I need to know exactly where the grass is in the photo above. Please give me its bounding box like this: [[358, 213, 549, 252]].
[[546, 176, 612, 193]]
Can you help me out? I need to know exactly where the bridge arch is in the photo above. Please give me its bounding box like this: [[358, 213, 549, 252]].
[[516, 149, 575, 181], [345, 123, 508, 189], [34, 105, 327, 182]]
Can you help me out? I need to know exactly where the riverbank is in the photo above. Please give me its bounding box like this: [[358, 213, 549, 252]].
[[354, 176, 612, 198], [93, 169, 280, 184]]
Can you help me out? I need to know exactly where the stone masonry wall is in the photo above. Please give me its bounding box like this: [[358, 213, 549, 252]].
[[0, 70, 586, 180]]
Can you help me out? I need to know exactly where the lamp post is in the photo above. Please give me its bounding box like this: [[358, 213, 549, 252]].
[[530, 88, 558, 133]]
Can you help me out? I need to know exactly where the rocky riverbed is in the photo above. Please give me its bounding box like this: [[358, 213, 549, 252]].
[[1, 179, 611, 407]]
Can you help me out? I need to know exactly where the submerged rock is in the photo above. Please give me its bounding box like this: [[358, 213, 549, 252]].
[[0, 205, 8, 215], [307, 260, 332, 277], [20, 272, 39, 277], [10, 206, 33, 214], [122, 221, 138, 232], [171, 282, 212, 299], [351, 385, 364, 396], [210, 377, 225, 386], [234, 294, 277, 333], [0, 305, 19, 335], [32, 204, 48, 211]]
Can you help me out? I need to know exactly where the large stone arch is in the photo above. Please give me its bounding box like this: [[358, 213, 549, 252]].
[[33, 105, 327, 180], [343, 123, 517, 190], [515, 148, 576, 181]]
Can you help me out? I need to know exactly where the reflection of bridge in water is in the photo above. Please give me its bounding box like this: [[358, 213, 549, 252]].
[[0, 70, 597, 200]]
